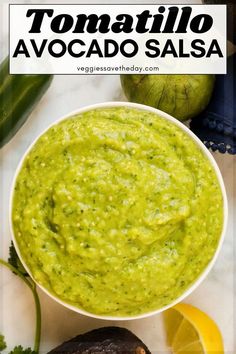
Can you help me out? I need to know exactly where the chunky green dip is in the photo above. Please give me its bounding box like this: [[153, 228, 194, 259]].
[[12, 107, 223, 316]]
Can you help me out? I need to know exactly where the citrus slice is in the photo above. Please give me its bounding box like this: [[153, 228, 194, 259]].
[[164, 303, 224, 353]]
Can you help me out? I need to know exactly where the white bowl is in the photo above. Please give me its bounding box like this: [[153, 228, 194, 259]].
[[9, 102, 228, 321]]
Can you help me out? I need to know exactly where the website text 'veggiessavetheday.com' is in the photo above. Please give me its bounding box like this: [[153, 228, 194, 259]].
[[77, 65, 159, 74]]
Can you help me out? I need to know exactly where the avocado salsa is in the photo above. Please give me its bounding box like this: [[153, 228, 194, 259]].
[[12, 107, 223, 316]]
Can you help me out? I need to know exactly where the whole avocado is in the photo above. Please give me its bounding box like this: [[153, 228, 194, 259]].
[[48, 327, 151, 354], [121, 74, 215, 121]]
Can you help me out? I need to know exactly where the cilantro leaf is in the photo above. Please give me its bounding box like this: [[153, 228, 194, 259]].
[[9, 346, 36, 354], [0, 334, 7, 352], [8, 242, 28, 277]]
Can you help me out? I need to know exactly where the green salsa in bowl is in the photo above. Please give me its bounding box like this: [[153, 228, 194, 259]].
[[10, 102, 227, 320]]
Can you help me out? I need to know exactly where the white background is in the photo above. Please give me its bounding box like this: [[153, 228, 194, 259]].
[[0, 0, 235, 353]]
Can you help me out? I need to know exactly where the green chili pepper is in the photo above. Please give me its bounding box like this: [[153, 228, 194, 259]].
[[0, 57, 53, 148]]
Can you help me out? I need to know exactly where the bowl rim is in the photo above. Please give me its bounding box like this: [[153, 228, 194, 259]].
[[9, 101, 228, 321]]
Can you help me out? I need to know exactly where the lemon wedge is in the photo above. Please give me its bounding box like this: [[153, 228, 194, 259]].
[[164, 303, 224, 353]]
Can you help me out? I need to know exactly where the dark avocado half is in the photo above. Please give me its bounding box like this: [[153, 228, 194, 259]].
[[48, 326, 152, 354]]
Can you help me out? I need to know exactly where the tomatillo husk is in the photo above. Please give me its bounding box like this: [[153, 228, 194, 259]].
[[121, 74, 215, 121]]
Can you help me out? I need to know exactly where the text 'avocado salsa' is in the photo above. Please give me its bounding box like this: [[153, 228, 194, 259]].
[[12, 107, 223, 316]]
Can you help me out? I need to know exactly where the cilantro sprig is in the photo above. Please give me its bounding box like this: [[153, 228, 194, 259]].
[[0, 242, 41, 354]]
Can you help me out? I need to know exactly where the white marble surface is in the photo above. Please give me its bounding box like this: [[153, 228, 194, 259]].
[[0, 0, 235, 353]]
